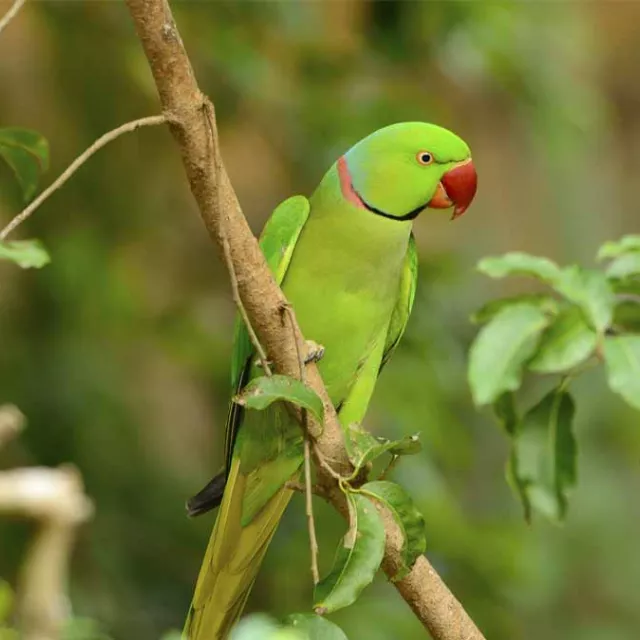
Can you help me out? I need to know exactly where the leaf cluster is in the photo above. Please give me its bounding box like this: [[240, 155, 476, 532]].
[[0, 127, 50, 269], [468, 241, 640, 521], [234, 376, 429, 638]]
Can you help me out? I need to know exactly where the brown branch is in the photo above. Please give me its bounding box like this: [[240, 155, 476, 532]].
[[0, 0, 26, 36], [0, 115, 166, 241], [124, 1, 485, 638]]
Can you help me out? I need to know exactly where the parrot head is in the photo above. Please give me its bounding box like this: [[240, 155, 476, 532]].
[[339, 122, 477, 221]]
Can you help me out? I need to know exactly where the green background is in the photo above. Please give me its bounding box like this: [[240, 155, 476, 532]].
[[1, 2, 639, 639]]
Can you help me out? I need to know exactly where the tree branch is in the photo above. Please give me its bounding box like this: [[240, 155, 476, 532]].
[[0, 0, 26, 36], [123, 2, 485, 638], [0, 115, 166, 241]]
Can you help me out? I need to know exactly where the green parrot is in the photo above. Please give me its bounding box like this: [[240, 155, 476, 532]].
[[185, 122, 477, 639]]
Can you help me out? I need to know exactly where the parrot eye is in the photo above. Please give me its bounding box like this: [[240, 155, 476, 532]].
[[417, 151, 433, 166]]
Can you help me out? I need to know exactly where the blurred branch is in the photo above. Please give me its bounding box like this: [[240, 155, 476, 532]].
[[0, 403, 25, 449], [0, 411, 93, 640], [0, 115, 166, 241], [124, 1, 485, 638], [0, 0, 26, 36]]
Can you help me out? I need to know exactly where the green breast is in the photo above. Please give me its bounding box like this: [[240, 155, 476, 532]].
[[281, 173, 412, 405]]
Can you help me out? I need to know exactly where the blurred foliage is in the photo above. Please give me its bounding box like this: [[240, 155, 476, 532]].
[[467, 239, 640, 523], [2, 1, 640, 639]]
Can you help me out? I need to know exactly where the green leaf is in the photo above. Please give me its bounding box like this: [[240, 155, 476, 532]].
[[234, 375, 324, 423], [0, 128, 49, 201], [506, 450, 532, 524], [314, 492, 385, 614], [597, 235, 640, 260], [468, 304, 550, 405], [493, 394, 531, 520], [603, 336, 640, 411], [0, 239, 50, 269], [360, 481, 426, 581], [513, 389, 577, 522], [285, 614, 348, 640], [493, 392, 518, 436], [605, 252, 640, 280], [553, 266, 615, 333], [471, 294, 558, 325], [387, 434, 422, 456], [528, 307, 597, 374], [231, 614, 304, 640], [0, 581, 13, 625], [613, 300, 640, 333], [344, 424, 421, 472], [612, 278, 640, 297], [477, 252, 562, 284]]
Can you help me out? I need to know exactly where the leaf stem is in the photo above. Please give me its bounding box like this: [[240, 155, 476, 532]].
[[0, 115, 166, 241]]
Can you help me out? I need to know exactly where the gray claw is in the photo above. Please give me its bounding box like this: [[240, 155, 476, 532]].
[[304, 340, 325, 364]]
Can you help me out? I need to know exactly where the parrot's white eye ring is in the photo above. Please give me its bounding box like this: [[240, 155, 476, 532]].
[[417, 151, 433, 166]]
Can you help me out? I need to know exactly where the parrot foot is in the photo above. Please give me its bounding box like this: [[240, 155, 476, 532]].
[[254, 357, 273, 369], [304, 340, 325, 364]]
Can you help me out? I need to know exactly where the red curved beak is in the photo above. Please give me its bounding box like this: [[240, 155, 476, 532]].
[[427, 159, 477, 219]]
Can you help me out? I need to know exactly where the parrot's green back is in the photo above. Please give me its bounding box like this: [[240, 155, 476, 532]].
[[185, 122, 475, 639]]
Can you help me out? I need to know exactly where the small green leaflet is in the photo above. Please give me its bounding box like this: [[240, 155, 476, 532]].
[[513, 389, 577, 522], [553, 266, 615, 333], [231, 614, 304, 640], [528, 306, 597, 374], [360, 481, 426, 581], [477, 252, 562, 284], [597, 235, 640, 260], [493, 395, 531, 521], [603, 336, 640, 411], [468, 304, 550, 406], [0, 239, 50, 269], [234, 375, 324, 423], [471, 294, 558, 325], [0, 128, 49, 201], [493, 392, 518, 436], [314, 492, 385, 615], [605, 252, 640, 280], [344, 424, 421, 473], [284, 614, 348, 640], [611, 278, 640, 297]]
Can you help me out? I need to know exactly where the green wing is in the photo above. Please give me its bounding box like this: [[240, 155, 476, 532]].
[[223, 195, 310, 470], [380, 233, 418, 371]]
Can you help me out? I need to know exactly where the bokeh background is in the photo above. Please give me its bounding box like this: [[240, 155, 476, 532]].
[[2, 2, 640, 639]]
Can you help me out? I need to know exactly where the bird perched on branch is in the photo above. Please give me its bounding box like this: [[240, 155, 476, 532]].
[[185, 122, 477, 639]]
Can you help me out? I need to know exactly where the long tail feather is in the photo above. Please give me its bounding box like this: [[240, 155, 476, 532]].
[[185, 458, 293, 640]]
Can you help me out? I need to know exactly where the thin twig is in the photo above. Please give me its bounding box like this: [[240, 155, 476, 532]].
[[379, 454, 400, 481], [0, 114, 166, 241], [220, 231, 272, 376], [0, 0, 26, 36], [304, 438, 320, 585], [282, 303, 320, 584], [202, 99, 273, 376]]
